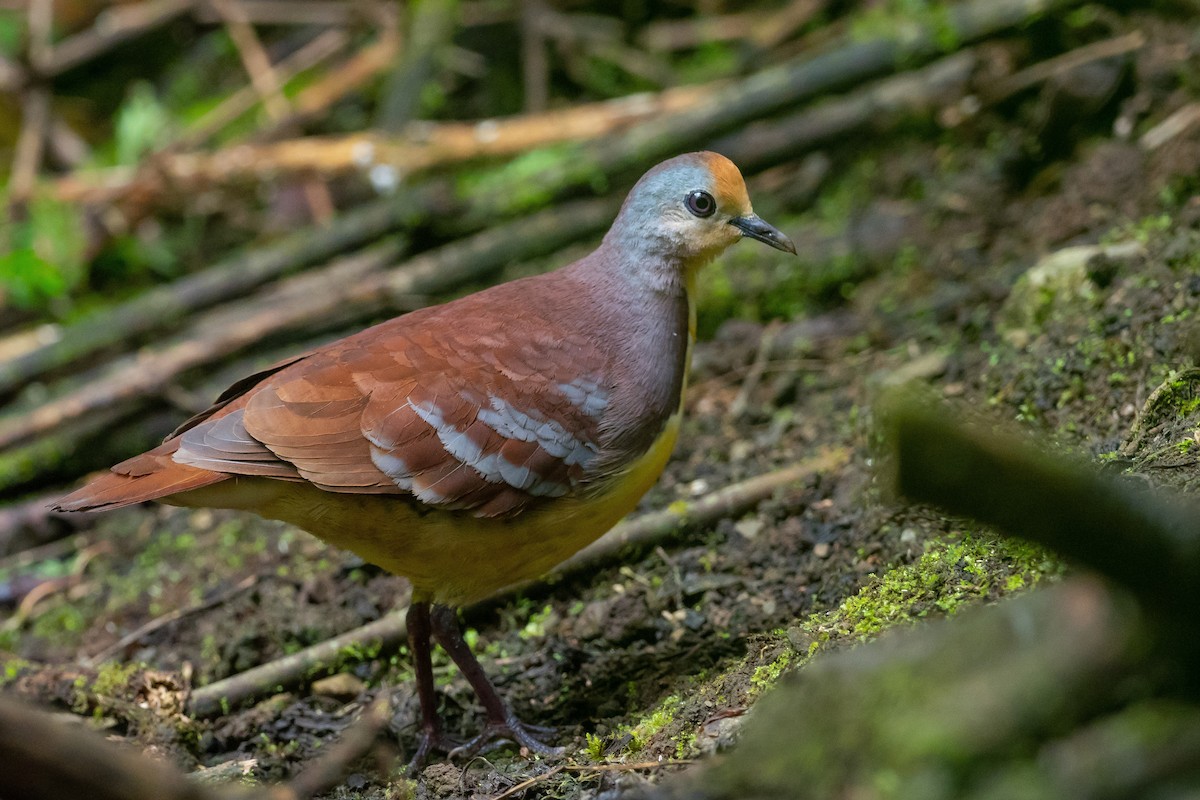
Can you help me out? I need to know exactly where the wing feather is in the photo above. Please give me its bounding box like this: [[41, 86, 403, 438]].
[[158, 294, 615, 516]]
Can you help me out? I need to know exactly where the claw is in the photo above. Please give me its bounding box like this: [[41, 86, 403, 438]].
[[448, 714, 565, 760]]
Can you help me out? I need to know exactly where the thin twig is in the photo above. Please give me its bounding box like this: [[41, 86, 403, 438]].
[[270, 694, 393, 800], [488, 765, 564, 800], [84, 574, 261, 666], [210, 0, 290, 119], [181, 28, 351, 147], [39, 0, 197, 78], [488, 760, 695, 800], [728, 321, 784, 422], [1140, 102, 1200, 151], [52, 83, 712, 203], [8, 86, 51, 210], [209, 0, 334, 223], [978, 30, 1146, 104]]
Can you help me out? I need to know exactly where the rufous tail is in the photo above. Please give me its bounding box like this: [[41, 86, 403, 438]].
[[51, 441, 228, 512]]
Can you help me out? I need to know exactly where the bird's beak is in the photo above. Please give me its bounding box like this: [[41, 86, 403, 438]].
[[729, 214, 797, 255]]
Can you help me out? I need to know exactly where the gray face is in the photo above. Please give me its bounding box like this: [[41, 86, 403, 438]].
[[606, 158, 748, 265]]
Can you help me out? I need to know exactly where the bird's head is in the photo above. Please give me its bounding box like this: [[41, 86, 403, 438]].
[[605, 151, 796, 273]]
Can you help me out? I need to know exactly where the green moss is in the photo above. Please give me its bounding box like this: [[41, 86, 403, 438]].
[[519, 604, 555, 640], [850, 0, 959, 53], [29, 602, 88, 644], [674, 730, 698, 760], [624, 695, 681, 753], [749, 650, 793, 697], [0, 656, 32, 686], [806, 533, 1063, 648], [455, 143, 601, 216], [91, 661, 141, 699], [584, 731, 606, 760]]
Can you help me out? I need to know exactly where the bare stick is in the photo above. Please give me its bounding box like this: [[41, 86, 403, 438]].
[[271, 694, 392, 800], [187, 448, 847, 716], [0, 695, 236, 800], [52, 84, 713, 203], [1140, 102, 1200, 151], [181, 28, 351, 147], [84, 575, 261, 667], [978, 30, 1146, 104], [210, 0, 334, 223], [211, 0, 290, 119], [188, 607, 410, 717], [8, 85, 50, 209], [887, 393, 1200, 659], [39, 0, 197, 78], [0, 196, 421, 398], [4, 196, 617, 458]]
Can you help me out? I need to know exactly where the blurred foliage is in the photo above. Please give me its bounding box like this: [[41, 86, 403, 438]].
[[112, 82, 174, 167], [0, 196, 87, 312], [0, 10, 22, 58]]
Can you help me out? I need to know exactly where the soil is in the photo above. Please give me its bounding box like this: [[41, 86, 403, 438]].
[[3, 11, 1200, 799]]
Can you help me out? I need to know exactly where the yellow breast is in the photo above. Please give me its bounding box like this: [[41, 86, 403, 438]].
[[174, 412, 682, 606]]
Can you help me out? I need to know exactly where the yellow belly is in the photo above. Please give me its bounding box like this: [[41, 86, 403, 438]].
[[172, 413, 681, 606]]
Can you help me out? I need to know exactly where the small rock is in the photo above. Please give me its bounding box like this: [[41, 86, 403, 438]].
[[734, 518, 764, 540], [696, 711, 747, 755], [311, 673, 365, 700], [570, 598, 613, 641], [813, 542, 832, 559], [730, 440, 754, 463], [786, 625, 815, 653]]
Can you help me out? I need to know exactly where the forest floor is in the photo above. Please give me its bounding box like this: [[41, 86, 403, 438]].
[[3, 8, 1200, 800]]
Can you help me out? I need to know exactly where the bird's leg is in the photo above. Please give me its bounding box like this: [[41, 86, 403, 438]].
[[429, 603, 565, 759], [405, 601, 458, 769]]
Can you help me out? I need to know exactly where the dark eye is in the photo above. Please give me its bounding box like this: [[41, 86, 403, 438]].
[[685, 190, 716, 218]]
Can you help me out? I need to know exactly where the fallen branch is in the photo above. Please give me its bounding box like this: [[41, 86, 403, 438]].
[[1, 195, 619, 461], [179, 24, 352, 148], [0, 691, 393, 800], [0, 694, 238, 800], [272, 694, 393, 800], [187, 448, 847, 716], [0, 241, 406, 454], [51, 84, 715, 205], [887, 392, 1200, 667], [36, 0, 197, 79], [977, 30, 1146, 105], [187, 605, 408, 718], [0, 491, 95, 558], [0, 198, 419, 399], [53, 0, 1079, 223], [1140, 102, 1200, 151]]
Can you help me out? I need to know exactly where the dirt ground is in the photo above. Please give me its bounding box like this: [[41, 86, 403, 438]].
[[3, 10, 1200, 799]]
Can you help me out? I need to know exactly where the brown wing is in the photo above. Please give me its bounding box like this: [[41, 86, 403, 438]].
[[170, 297, 614, 517]]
